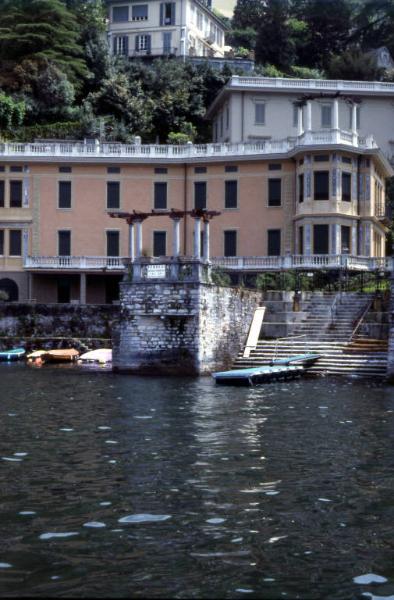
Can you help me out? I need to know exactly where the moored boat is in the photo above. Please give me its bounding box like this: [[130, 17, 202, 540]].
[[78, 349, 112, 364], [0, 347, 26, 362], [44, 349, 80, 362]]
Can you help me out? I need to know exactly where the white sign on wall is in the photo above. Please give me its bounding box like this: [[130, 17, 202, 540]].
[[146, 264, 166, 279]]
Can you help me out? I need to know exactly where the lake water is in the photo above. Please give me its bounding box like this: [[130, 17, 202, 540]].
[[1, 364, 394, 599]]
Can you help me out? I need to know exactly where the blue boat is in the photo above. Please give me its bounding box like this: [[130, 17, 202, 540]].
[[212, 353, 321, 386], [0, 347, 26, 362]]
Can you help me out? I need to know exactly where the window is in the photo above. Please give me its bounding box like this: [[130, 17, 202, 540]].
[[195, 167, 207, 174], [298, 174, 304, 203], [108, 166, 121, 174], [268, 179, 281, 206], [59, 166, 72, 173], [155, 167, 167, 174], [194, 182, 206, 210], [107, 182, 120, 209], [9, 230, 22, 256], [113, 36, 129, 56], [107, 231, 120, 257], [163, 32, 172, 54], [154, 182, 167, 209], [342, 156, 352, 164], [342, 172, 351, 202], [160, 2, 176, 25], [225, 165, 238, 173], [321, 105, 332, 128], [224, 230, 237, 257], [313, 225, 329, 254], [153, 231, 166, 256], [293, 104, 298, 127], [268, 163, 281, 171], [58, 181, 71, 209], [314, 171, 329, 200], [268, 229, 281, 256], [341, 226, 351, 254], [58, 231, 71, 256], [226, 105, 230, 129], [225, 180, 237, 209], [197, 10, 203, 30], [314, 155, 329, 162], [10, 181, 22, 207], [135, 34, 151, 52], [0, 166, 4, 172], [0, 230, 3, 255], [113, 5, 129, 22], [0, 181, 4, 207], [132, 4, 148, 20], [10, 166, 22, 173], [255, 103, 265, 125]]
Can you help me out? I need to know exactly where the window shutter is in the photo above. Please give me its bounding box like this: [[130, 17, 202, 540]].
[[113, 37, 117, 55], [146, 35, 151, 52], [135, 36, 139, 51], [171, 2, 176, 25], [160, 3, 164, 25]]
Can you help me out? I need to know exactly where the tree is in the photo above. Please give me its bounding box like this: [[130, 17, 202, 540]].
[[0, 93, 26, 130], [255, 0, 296, 70], [351, 0, 394, 57], [232, 0, 265, 30], [0, 0, 89, 89], [293, 0, 353, 70], [327, 46, 383, 80]]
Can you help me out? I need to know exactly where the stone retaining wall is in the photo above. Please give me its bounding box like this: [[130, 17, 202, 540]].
[[0, 303, 118, 351], [112, 281, 263, 375]]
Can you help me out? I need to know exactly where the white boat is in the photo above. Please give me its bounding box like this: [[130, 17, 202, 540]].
[[78, 349, 112, 364]]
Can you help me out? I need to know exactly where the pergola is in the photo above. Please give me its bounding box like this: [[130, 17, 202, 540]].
[[109, 208, 221, 261]]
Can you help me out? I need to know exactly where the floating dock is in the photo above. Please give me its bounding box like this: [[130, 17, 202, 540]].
[[212, 353, 321, 386]]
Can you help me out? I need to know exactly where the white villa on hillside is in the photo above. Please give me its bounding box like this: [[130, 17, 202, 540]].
[[106, 0, 227, 59]]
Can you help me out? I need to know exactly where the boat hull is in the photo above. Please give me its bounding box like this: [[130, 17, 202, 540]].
[[0, 348, 26, 362]]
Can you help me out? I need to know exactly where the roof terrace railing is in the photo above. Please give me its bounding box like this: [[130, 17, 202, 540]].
[[0, 130, 377, 161], [230, 75, 394, 94]]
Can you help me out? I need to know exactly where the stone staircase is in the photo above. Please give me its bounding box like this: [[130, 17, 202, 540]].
[[235, 292, 388, 378]]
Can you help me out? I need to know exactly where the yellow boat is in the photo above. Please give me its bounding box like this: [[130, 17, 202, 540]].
[[44, 349, 79, 362]]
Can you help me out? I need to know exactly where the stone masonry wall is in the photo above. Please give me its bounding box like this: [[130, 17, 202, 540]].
[[0, 303, 118, 351], [112, 280, 263, 375]]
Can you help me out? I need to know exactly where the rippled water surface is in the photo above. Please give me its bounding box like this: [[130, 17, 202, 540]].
[[1, 364, 394, 599]]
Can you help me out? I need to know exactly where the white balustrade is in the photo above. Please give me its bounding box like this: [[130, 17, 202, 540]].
[[0, 130, 377, 162]]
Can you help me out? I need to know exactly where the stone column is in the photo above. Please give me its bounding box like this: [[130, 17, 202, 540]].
[[193, 218, 201, 258], [172, 218, 181, 257], [306, 101, 312, 131], [333, 98, 340, 142], [80, 272, 87, 305], [203, 219, 210, 261], [128, 223, 135, 262], [351, 103, 358, 145], [297, 105, 304, 137], [135, 220, 143, 258]]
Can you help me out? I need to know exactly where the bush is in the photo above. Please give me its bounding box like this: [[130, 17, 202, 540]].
[[211, 268, 231, 286], [0, 290, 9, 301]]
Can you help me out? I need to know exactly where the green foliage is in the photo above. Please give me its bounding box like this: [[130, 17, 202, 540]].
[[255, 1, 297, 70], [0, 92, 26, 130], [211, 268, 231, 287], [289, 66, 324, 79], [0, 290, 9, 301], [6, 121, 83, 142], [226, 27, 257, 51], [0, 0, 90, 89], [327, 46, 383, 80]]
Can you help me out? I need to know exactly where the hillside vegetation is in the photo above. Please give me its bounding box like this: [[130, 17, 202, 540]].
[[0, 0, 393, 143]]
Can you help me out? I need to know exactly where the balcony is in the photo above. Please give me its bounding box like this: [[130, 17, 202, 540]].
[[0, 131, 378, 164], [24, 254, 393, 273], [24, 256, 126, 271]]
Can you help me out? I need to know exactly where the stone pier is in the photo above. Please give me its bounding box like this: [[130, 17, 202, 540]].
[[112, 257, 263, 375]]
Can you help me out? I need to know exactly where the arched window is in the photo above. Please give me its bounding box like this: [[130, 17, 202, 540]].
[[0, 278, 19, 301]]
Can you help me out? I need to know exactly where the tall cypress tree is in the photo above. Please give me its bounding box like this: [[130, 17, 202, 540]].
[[0, 0, 89, 85]]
